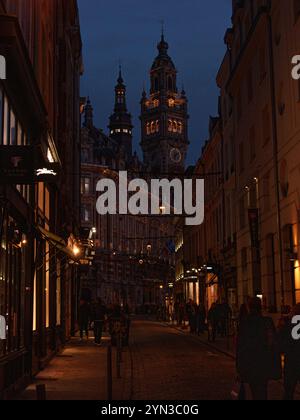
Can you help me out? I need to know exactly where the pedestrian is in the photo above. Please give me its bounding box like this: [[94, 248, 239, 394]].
[[78, 299, 91, 341], [278, 303, 300, 400], [186, 299, 196, 334], [91, 298, 107, 345], [208, 303, 218, 342], [219, 300, 232, 337], [236, 297, 281, 400]]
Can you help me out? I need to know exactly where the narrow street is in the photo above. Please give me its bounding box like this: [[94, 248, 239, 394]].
[[18, 319, 298, 401]]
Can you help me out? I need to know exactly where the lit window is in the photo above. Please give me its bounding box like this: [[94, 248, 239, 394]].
[[169, 99, 175, 107], [168, 120, 173, 132], [151, 121, 155, 134], [47, 148, 55, 163], [173, 120, 178, 133], [146, 123, 150, 135]]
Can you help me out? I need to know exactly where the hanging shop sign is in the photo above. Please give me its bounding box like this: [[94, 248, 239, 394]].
[[34, 162, 61, 183], [248, 208, 259, 248], [0, 146, 35, 184], [0, 146, 60, 184]]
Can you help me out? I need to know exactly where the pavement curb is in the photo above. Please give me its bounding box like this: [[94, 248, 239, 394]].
[[163, 322, 236, 359]]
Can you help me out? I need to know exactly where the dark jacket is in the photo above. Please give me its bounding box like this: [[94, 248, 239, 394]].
[[237, 315, 281, 383], [92, 304, 107, 322], [78, 302, 90, 324]]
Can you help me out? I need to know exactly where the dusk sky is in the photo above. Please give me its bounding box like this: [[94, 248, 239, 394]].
[[78, 1, 232, 165]]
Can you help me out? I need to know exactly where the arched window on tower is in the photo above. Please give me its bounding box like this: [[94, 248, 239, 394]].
[[151, 121, 155, 134], [168, 120, 173, 132], [173, 120, 178, 133], [178, 122, 183, 134], [146, 122, 151, 135]]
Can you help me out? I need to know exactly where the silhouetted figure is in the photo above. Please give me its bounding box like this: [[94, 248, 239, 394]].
[[91, 298, 107, 345], [237, 297, 281, 400], [78, 300, 91, 341], [279, 304, 300, 400]]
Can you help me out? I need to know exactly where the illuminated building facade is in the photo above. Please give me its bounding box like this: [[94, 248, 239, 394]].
[[0, 0, 82, 398]]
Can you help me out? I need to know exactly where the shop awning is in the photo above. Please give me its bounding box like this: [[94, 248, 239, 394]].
[[37, 226, 80, 262]]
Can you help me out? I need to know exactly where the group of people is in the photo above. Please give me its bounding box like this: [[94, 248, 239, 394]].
[[78, 299, 130, 346], [174, 300, 207, 335], [174, 296, 300, 400], [174, 299, 232, 339], [236, 297, 300, 401]]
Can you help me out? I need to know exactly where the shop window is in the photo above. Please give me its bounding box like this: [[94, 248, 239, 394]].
[[56, 261, 61, 326], [45, 241, 50, 328], [0, 217, 25, 356]]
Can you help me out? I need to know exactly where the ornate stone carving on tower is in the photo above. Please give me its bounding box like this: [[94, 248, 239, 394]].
[[140, 34, 189, 174], [108, 67, 133, 163]]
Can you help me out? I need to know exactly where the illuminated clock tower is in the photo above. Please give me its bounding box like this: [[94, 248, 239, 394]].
[[140, 34, 189, 174]]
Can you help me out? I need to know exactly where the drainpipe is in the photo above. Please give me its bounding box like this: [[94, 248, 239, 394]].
[[267, 5, 285, 310]]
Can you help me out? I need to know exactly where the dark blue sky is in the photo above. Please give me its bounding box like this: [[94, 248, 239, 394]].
[[78, 0, 232, 165]]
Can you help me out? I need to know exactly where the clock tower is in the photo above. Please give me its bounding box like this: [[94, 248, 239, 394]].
[[140, 33, 189, 174]]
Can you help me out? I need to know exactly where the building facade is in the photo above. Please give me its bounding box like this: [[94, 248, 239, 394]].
[[182, 0, 300, 313], [0, 0, 82, 398]]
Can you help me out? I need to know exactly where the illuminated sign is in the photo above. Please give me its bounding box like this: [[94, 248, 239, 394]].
[[36, 168, 57, 177], [0, 54, 6, 80], [0, 146, 60, 184]]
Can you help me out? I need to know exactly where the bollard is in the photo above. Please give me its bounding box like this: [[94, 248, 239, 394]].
[[36, 384, 46, 401], [107, 345, 113, 400]]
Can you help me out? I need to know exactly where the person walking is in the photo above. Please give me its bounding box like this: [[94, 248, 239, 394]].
[[92, 298, 107, 345], [236, 297, 281, 400], [278, 303, 300, 400], [78, 299, 91, 341]]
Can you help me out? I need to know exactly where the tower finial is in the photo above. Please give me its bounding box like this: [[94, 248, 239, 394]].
[[161, 19, 165, 40], [117, 60, 124, 85]]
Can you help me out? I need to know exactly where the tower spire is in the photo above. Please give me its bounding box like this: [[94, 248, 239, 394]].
[[109, 67, 133, 162]]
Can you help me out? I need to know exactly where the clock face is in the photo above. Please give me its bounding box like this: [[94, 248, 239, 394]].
[[170, 148, 182, 163]]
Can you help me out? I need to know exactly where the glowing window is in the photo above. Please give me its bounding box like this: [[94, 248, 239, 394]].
[[173, 120, 178, 133], [168, 120, 173, 132], [146, 123, 151, 135]]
